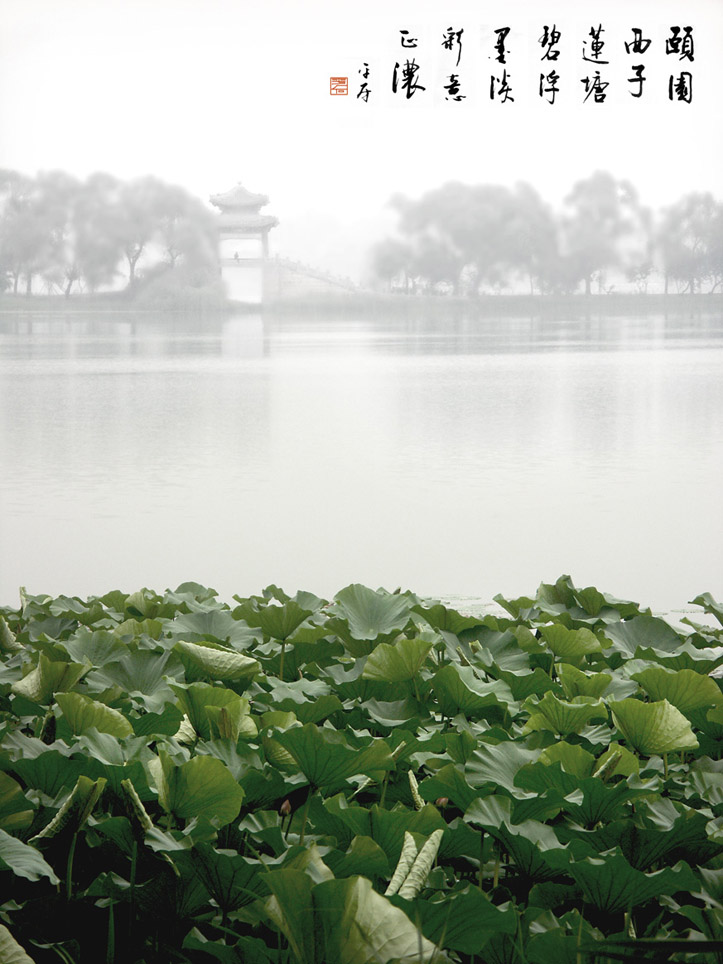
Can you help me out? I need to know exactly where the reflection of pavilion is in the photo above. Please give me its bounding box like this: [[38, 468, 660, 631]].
[[210, 184, 278, 305]]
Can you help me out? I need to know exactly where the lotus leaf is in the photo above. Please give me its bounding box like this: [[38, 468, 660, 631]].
[[0, 772, 34, 832], [524, 692, 607, 736], [174, 640, 260, 682], [56, 691, 134, 738], [631, 666, 722, 714], [610, 698, 699, 755], [274, 723, 394, 790], [11, 653, 87, 704], [361, 636, 434, 683], [432, 664, 513, 718], [148, 751, 244, 827], [569, 850, 699, 913], [0, 925, 37, 964], [539, 625, 601, 664]]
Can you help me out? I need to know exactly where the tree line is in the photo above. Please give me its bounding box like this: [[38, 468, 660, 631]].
[[370, 172, 723, 296], [0, 170, 218, 298]]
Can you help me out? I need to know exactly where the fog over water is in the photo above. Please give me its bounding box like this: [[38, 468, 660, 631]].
[[1, 311, 722, 611]]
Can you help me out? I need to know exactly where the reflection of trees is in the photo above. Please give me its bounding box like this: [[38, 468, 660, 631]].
[[371, 172, 722, 296], [0, 170, 218, 297]]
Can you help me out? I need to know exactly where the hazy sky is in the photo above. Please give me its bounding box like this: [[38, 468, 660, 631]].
[[1, 0, 721, 273]]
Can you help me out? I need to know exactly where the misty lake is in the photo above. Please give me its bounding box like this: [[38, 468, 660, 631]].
[[1, 308, 722, 613]]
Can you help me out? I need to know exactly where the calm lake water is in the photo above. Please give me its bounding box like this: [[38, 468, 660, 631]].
[[1, 309, 722, 612]]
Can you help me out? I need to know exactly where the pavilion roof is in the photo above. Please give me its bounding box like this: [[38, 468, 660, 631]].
[[217, 212, 278, 230], [209, 183, 270, 210]]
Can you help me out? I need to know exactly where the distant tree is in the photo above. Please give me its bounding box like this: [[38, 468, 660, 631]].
[[507, 183, 559, 294], [153, 183, 217, 271], [657, 192, 719, 294], [0, 171, 53, 295], [34, 170, 84, 296], [562, 171, 649, 295], [370, 237, 414, 291]]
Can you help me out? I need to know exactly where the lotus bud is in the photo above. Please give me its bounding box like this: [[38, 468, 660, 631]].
[[435, 797, 449, 809], [279, 798, 292, 816]]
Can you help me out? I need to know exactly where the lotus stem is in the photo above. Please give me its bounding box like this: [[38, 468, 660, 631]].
[[663, 753, 668, 779], [299, 787, 313, 846], [279, 640, 286, 680], [379, 772, 389, 809], [129, 840, 137, 940], [478, 831, 485, 892], [576, 907, 584, 964], [493, 848, 500, 889], [66, 831, 78, 901], [106, 900, 115, 964]]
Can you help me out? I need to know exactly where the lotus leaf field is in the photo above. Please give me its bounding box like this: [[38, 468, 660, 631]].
[[0, 576, 722, 964]]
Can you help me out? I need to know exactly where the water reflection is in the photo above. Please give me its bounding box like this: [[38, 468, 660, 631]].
[[1, 309, 722, 610]]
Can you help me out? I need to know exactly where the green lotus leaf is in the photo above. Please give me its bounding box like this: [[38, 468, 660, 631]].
[[11, 653, 87, 704], [362, 637, 434, 683], [419, 763, 482, 812], [87, 649, 181, 711], [324, 835, 391, 879], [314, 876, 445, 964], [569, 850, 699, 913], [130, 703, 184, 737], [0, 773, 34, 833], [539, 625, 602, 665], [476, 629, 535, 674], [171, 682, 251, 741], [557, 663, 612, 700], [572, 586, 608, 617], [708, 704, 723, 726], [113, 617, 163, 639], [524, 692, 607, 736], [275, 723, 394, 790], [464, 795, 568, 881], [62, 629, 125, 666], [594, 742, 639, 778], [587, 801, 720, 871], [0, 617, 22, 654], [539, 742, 596, 779], [631, 667, 722, 714], [148, 750, 244, 827], [0, 924, 37, 964], [261, 709, 298, 729], [413, 603, 485, 636], [174, 640, 260, 682], [55, 691, 133, 739], [30, 775, 106, 841], [603, 616, 681, 657], [166, 609, 258, 647], [192, 842, 267, 912], [610, 698, 699, 755], [328, 584, 413, 650], [0, 828, 59, 884], [206, 702, 257, 741], [466, 742, 540, 795], [431, 665, 513, 718], [636, 641, 723, 674], [256, 677, 338, 723], [264, 869, 317, 963], [690, 592, 723, 627], [261, 733, 299, 771], [248, 601, 314, 641], [496, 667, 559, 701], [392, 884, 516, 955]]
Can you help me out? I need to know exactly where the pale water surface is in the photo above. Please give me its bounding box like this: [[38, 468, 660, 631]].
[[1, 310, 722, 611]]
